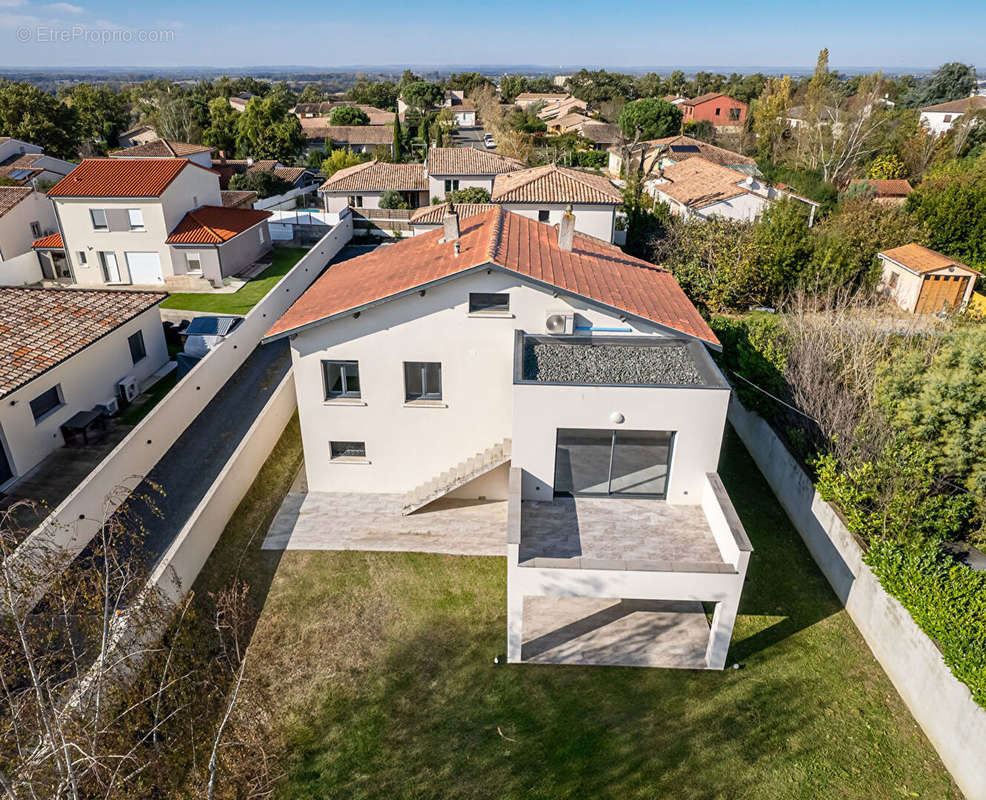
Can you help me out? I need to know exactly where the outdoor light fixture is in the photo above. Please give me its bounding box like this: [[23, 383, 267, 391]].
[[610, 411, 625, 424]]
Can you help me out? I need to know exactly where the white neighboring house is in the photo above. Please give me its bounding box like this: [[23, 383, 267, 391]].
[[40, 158, 272, 290], [263, 206, 751, 670], [649, 157, 819, 225], [116, 126, 158, 148], [607, 135, 759, 179], [108, 139, 216, 168], [425, 147, 526, 200], [877, 243, 980, 314], [318, 161, 428, 213], [0, 287, 168, 489], [0, 137, 76, 187], [443, 90, 477, 127], [0, 187, 57, 285], [491, 164, 623, 243], [919, 95, 986, 136], [513, 93, 569, 110]]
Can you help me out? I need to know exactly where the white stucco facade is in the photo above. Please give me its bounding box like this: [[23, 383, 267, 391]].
[[0, 190, 55, 284], [920, 110, 961, 136], [0, 304, 167, 486], [496, 202, 618, 243], [426, 174, 496, 200]]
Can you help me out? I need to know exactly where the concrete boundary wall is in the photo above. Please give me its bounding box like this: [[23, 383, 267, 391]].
[[149, 370, 296, 602], [11, 215, 352, 608], [727, 398, 986, 800]]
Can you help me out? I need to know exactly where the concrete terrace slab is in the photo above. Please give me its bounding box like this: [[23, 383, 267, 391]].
[[521, 597, 711, 668], [519, 497, 723, 564], [262, 482, 507, 556]]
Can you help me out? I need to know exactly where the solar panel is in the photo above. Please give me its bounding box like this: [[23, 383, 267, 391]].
[[670, 145, 701, 154]]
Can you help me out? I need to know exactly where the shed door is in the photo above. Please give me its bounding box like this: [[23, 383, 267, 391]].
[[125, 252, 164, 285], [916, 274, 968, 314]]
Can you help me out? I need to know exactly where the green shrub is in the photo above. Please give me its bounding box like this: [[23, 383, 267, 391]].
[[378, 189, 408, 210]]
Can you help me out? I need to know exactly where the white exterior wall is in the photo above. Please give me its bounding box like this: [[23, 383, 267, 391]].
[[877, 257, 979, 313], [290, 270, 679, 495], [0, 139, 42, 162], [512, 382, 729, 505], [497, 202, 617, 243], [322, 191, 384, 212], [0, 306, 167, 483], [453, 110, 477, 126], [56, 164, 221, 286], [427, 174, 495, 201], [0, 191, 55, 269], [920, 110, 960, 136]]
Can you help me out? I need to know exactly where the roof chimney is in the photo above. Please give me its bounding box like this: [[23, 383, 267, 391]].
[[558, 204, 575, 251], [443, 204, 460, 243]]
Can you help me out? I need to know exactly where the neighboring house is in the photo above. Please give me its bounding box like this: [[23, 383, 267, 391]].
[[165, 205, 273, 287], [40, 158, 272, 290], [574, 121, 620, 150], [108, 139, 216, 168], [301, 124, 394, 154], [228, 92, 254, 112], [514, 92, 569, 109], [443, 91, 477, 126], [318, 161, 428, 212], [919, 95, 986, 136], [116, 126, 158, 148], [649, 157, 819, 224], [220, 190, 259, 209], [680, 93, 747, 129], [877, 243, 980, 314], [664, 95, 688, 105], [0, 287, 168, 488], [546, 111, 594, 134], [0, 137, 75, 186], [537, 96, 587, 121], [408, 202, 495, 233], [425, 147, 526, 200], [293, 102, 396, 125], [209, 158, 319, 192], [607, 135, 759, 178], [491, 164, 623, 243], [0, 187, 57, 285], [850, 178, 914, 206], [263, 206, 751, 669]]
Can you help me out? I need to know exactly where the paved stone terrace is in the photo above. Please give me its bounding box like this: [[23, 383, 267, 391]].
[[519, 497, 724, 566]]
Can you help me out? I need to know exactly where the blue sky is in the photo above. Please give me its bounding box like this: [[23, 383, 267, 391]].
[[0, 0, 983, 70]]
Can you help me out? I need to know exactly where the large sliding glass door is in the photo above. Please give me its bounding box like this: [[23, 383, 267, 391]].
[[553, 429, 673, 498]]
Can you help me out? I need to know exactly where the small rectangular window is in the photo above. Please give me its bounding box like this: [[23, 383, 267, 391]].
[[30, 221, 42, 238], [323, 360, 360, 399], [90, 208, 108, 231], [538, 210, 550, 222], [444, 179, 460, 193], [186, 252, 202, 273], [943, 115, 952, 123], [404, 361, 442, 401], [128, 330, 146, 364], [330, 441, 366, 460], [469, 293, 509, 313], [715, 107, 721, 116], [729, 108, 741, 121], [888, 272, 899, 288], [30, 385, 62, 422], [127, 208, 144, 230], [77, 251, 87, 266]]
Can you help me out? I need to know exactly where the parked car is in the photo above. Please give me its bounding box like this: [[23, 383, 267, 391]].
[[483, 133, 496, 149]]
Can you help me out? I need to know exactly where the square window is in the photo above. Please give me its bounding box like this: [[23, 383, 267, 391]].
[[77, 251, 87, 266], [404, 361, 442, 401], [729, 108, 741, 121], [186, 252, 202, 273], [469, 292, 509, 313], [322, 360, 360, 398], [444, 179, 460, 193], [30, 385, 63, 422], [128, 330, 146, 364], [330, 441, 366, 459], [538, 210, 550, 223], [943, 115, 952, 123], [127, 208, 145, 230], [90, 208, 108, 231]]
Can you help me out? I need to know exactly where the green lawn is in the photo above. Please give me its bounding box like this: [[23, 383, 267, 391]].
[[189, 425, 958, 800], [160, 247, 308, 315]]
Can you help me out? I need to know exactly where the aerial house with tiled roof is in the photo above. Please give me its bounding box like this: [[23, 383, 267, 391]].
[[0, 287, 168, 487], [40, 158, 274, 290], [425, 147, 526, 201], [318, 160, 428, 213], [877, 243, 981, 314], [263, 206, 752, 670], [0, 186, 58, 285], [108, 139, 216, 168]]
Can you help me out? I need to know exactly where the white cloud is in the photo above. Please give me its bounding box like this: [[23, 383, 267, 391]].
[[45, 2, 85, 12], [0, 0, 27, 8]]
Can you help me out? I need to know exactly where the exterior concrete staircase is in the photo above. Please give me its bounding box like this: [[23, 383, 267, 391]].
[[401, 438, 512, 515]]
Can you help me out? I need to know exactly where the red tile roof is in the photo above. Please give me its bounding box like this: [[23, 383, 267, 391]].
[[31, 233, 63, 249], [48, 158, 214, 198], [854, 178, 914, 197], [108, 139, 214, 158], [408, 202, 496, 225], [0, 186, 33, 217], [879, 243, 982, 276], [920, 96, 986, 114], [426, 147, 526, 176], [492, 164, 622, 204], [165, 205, 272, 245], [653, 158, 751, 208], [319, 160, 427, 192], [0, 287, 166, 397], [265, 207, 718, 346]]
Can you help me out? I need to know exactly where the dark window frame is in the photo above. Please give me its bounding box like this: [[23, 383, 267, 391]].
[[128, 330, 146, 364], [322, 360, 361, 399], [330, 440, 366, 460], [538, 209, 550, 222], [403, 361, 442, 402], [469, 292, 510, 313], [30, 385, 63, 423]]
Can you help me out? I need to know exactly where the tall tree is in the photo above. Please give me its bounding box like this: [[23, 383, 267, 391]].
[[203, 97, 240, 156], [0, 80, 79, 159], [902, 62, 977, 108], [347, 80, 398, 110], [402, 81, 444, 112], [235, 96, 305, 163], [392, 116, 403, 160], [752, 75, 792, 162], [297, 85, 327, 104], [617, 98, 681, 141], [329, 106, 370, 126], [498, 75, 528, 104], [60, 83, 131, 150]]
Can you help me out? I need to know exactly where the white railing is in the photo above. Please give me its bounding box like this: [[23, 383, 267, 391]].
[[8, 214, 353, 610]]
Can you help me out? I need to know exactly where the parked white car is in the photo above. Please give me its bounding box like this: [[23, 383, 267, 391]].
[[483, 133, 496, 149]]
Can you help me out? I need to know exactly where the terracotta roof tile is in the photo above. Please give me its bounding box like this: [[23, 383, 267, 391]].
[[303, 125, 394, 144], [879, 243, 982, 276], [48, 158, 213, 198], [652, 157, 751, 208], [492, 164, 622, 204], [109, 139, 214, 158], [265, 207, 717, 346], [920, 96, 986, 114], [319, 160, 427, 192], [609, 135, 757, 168], [31, 233, 63, 249], [426, 147, 525, 176], [408, 202, 496, 225], [220, 189, 258, 208], [0, 186, 33, 217], [0, 287, 165, 397], [854, 178, 914, 197], [165, 205, 272, 244], [295, 103, 396, 124]]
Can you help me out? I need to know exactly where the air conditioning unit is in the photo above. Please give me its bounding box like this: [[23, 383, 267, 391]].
[[545, 311, 575, 335], [117, 375, 139, 404], [102, 396, 119, 416]]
